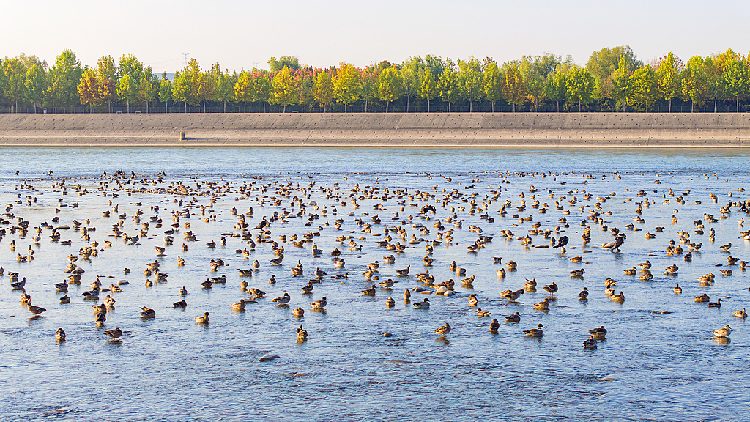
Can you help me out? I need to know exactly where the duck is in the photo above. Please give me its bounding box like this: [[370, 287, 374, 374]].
[[583, 336, 597, 349], [673, 284, 682, 294], [477, 308, 491, 317], [534, 298, 550, 311], [272, 292, 291, 304], [611, 292, 625, 303], [638, 260, 651, 270], [180, 286, 188, 296], [28, 305, 46, 315], [396, 265, 410, 276], [403, 289, 411, 302], [468, 294, 479, 306], [173, 299, 187, 308], [543, 282, 558, 296], [413, 298, 430, 309], [434, 322, 451, 335], [293, 307, 305, 318], [707, 298, 722, 308], [623, 267, 637, 275], [56, 328, 66, 342], [310, 297, 327, 310], [572, 287, 587, 301], [733, 308, 747, 318], [297, 325, 308, 341], [713, 325, 732, 338], [505, 312, 521, 323], [589, 326, 607, 340], [104, 327, 123, 339], [694, 294, 710, 303], [140, 307, 156, 318], [523, 323, 544, 338], [523, 278, 537, 291], [361, 285, 377, 296], [59, 295, 70, 304], [490, 319, 500, 333], [385, 297, 395, 307], [195, 312, 210, 324], [231, 299, 249, 311]]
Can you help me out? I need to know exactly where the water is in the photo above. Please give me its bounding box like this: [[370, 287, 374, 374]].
[[1, 147, 749, 421]]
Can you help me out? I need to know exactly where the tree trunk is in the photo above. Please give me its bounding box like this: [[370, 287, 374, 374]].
[[166, 100, 168, 114], [578, 99, 581, 112], [406, 96, 410, 113], [491, 101, 494, 113], [15, 100, 18, 114], [470, 100, 473, 113], [512, 103, 515, 113], [146, 101, 149, 114], [33, 102, 36, 114], [427, 99, 430, 113], [691, 101, 694, 113], [126, 99, 130, 114], [364, 97, 368, 113], [737, 97, 740, 112], [385, 101, 388, 113], [283, 105, 286, 113], [534, 102, 538, 112], [184, 101, 187, 113], [224, 101, 227, 113], [556, 100, 559, 112], [668, 98, 672, 113], [714, 100, 717, 113]]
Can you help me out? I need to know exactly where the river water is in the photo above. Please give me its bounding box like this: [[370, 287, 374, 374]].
[[1, 147, 749, 421]]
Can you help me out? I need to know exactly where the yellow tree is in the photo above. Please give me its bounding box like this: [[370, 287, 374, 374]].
[[501, 61, 526, 112], [96, 55, 118, 113], [378, 66, 403, 112], [314, 70, 334, 112], [271, 66, 298, 112], [334, 63, 360, 112], [78, 68, 100, 113]]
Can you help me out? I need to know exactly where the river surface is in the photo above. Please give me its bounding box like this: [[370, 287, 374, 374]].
[[1, 147, 749, 421]]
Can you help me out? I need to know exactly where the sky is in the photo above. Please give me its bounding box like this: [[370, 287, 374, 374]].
[[3, 0, 749, 73]]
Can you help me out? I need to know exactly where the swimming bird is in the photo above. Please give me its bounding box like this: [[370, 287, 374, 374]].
[[477, 308, 491, 317], [505, 312, 521, 323], [434, 323, 451, 335], [310, 297, 327, 310], [490, 319, 500, 333], [297, 325, 308, 342], [272, 292, 291, 304], [56, 328, 66, 342], [733, 308, 746, 318], [713, 325, 732, 338], [173, 299, 187, 308], [293, 307, 305, 317], [468, 294, 479, 306], [195, 312, 209, 324], [28, 305, 46, 315], [140, 307, 155, 318], [385, 297, 395, 307], [413, 298, 430, 309], [104, 327, 122, 339], [673, 284, 682, 294], [583, 336, 597, 349], [707, 298, 722, 308], [523, 324, 544, 338], [579, 287, 589, 300], [231, 299, 249, 311]]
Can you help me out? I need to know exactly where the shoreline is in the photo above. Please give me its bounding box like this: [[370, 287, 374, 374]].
[[1, 112, 750, 147]]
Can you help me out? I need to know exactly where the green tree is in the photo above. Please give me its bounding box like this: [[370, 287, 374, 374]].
[[117, 74, 138, 113], [96, 55, 118, 113], [159, 73, 172, 113], [501, 61, 526, 112], [681, 56, 708, 112], [25, 61, 47, 113], [656, 52, 683, 112], [629, 65, 659, 111], [420, 68, 439, 112], [587, 46, 641, 110], [139, 68, 159, 113], [210, 63, 235, 113], [271, 66, 299, 112], [334, 63, 360, 112], [77, 68, 99, 112], [610, 57, 633, 111], [360, 66, 379, 112], [565, 66, 595, 112], [400, 57, 423, 112], [703, 57, 724, 113], [268, 56, 301, 72], [438, 60, 460, 112], [545, 67, 568, 112], [519, 56, 555, 112], [173, 58, 202, 112], [314, 70, 334, 112], [722, 55, 749, 112], [378, 65, 403, 112], [457, 57, 483, 112], [3, 56, 27, 113], [47, 49, 82, 111], [482, 61, 502, 112]]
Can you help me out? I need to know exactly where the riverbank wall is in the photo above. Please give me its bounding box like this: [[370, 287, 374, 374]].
[[1, 113, 750, 147]]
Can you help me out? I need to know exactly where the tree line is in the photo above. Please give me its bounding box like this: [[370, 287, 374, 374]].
[[1, 47, 749, 114]]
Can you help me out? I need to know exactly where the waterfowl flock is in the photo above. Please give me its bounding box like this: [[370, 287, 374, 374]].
[[2, 167, 748, 359]]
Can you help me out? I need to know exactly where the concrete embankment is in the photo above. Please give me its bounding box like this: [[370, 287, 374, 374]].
[[1, 113, 750, 147]]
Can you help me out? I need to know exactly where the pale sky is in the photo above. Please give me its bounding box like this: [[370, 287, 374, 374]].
[[3, 0, 749, 73]]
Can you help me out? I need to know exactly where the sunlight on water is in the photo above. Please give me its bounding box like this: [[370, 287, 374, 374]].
[[0, 147, 749, 421]]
